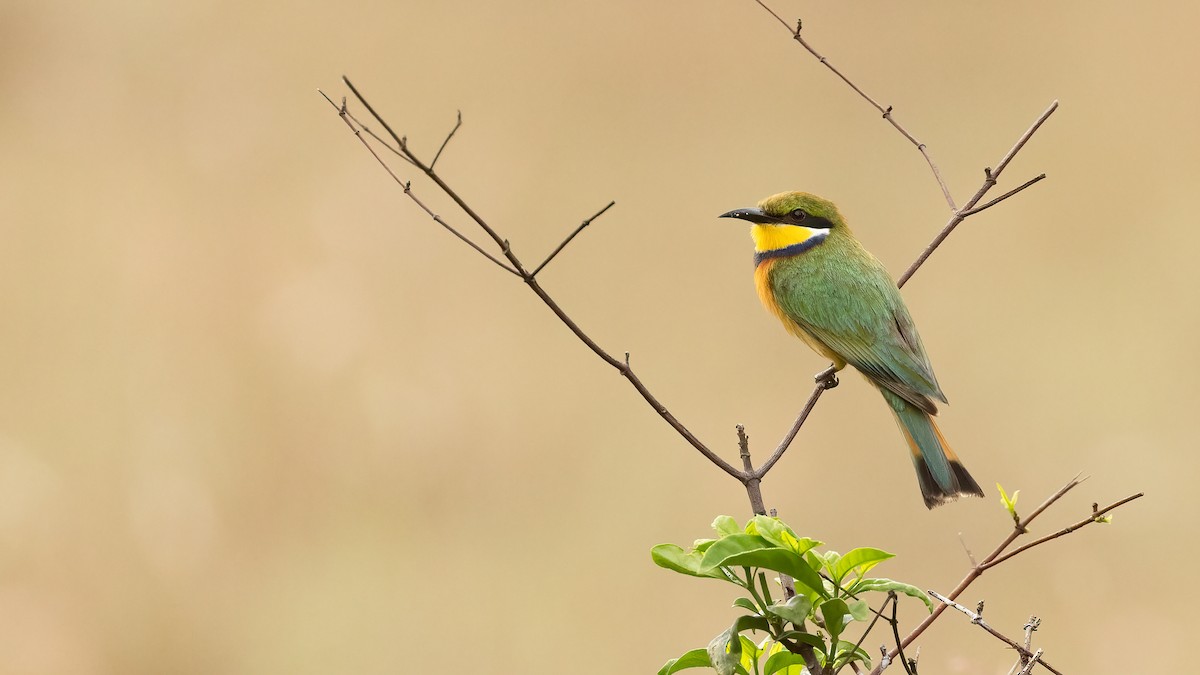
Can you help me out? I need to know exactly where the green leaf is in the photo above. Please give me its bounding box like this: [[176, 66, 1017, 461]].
[[658, 648, 711, 675], [699, 535, 827, 598], [693, 538, 717, 553], [763, 651, 809, 675], [708, 616, 766, 675], [652, 544, 729, 580], [732, 614, 771, 634], [713, 515, 741, 537], [733, 597, 760, 614], [850, 578, 935, 612], [738, 635, 760, 673], [780, 531, 822, 557], [708, 626, 740, 675], [765, 594, 814, 625], [775, 630, 827, 654], [833, 640, 872, 669], [846, 599, 871, 622], [997, 483, 1020, 518], [832, 547, 895, 584], [821, 551, 841, 575], [819, 598, 850, 645]]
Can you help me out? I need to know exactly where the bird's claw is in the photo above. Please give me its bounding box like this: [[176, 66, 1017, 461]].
[[814, 367, 839, 389]]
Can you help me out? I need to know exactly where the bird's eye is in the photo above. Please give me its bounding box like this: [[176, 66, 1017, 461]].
[[790, 208, 807, 221]]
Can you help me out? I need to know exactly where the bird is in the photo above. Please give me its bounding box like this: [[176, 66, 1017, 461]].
[[720, 191, 984, 508]]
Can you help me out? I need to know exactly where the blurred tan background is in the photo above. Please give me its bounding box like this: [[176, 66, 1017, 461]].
[[0, 0, 1193, 672]]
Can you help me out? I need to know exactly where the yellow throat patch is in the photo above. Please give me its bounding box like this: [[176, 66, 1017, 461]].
[[750, 223, 830, 254]]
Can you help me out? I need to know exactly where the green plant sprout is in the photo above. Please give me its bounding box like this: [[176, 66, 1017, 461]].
[[653, 515, 931, 675]]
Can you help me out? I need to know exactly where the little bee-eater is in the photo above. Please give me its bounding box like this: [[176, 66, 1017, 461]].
[[721, 191, 984, 508]]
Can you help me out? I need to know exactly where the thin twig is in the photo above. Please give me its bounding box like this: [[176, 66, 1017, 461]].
[[927, 591, 1061, 675], [888, 593, 915, 675], [1017, 649, 1044, 675], [898, 101, 1058, 287], [865, 476, 1143, 675], [956, 174, 1047, 218], [832, 594, 894, 675], [318, 91, 521, 277], [981, 492, 1144, 570], [750, 1, 956, 210], [753, 368, 837, 478], [430, 110, 462, 170], [329, 79, 746, 481], [531, 201, 616, 277]]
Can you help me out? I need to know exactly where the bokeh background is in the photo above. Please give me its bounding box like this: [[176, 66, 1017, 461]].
[[0, 1, 1194, 672]]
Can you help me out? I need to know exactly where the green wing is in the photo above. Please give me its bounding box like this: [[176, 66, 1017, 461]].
[[772, 253, 946, 413]]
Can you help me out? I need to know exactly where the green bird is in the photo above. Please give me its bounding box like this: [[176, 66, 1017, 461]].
[[721, 191, 984, 508]]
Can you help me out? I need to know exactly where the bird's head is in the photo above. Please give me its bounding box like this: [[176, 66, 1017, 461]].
[[720, 191, 851, 262]]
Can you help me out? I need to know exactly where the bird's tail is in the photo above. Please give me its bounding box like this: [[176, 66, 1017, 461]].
[[878, 389, 984, 509]]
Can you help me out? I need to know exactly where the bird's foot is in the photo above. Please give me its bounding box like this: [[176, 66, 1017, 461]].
[[815, 366, 839, 390]]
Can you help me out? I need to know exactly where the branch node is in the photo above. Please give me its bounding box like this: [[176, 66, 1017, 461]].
[[882, 105, 893, 118]]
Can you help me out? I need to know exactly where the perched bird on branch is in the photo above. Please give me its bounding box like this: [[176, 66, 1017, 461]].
[[721, 191, 984, 508]]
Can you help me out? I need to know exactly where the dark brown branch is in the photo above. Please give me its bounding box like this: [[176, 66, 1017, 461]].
[[832, 594, 894, 675], [898, 101, 1058, 287], [889, 592, 916, 675], [750, 1, 956, 210], [430, 110, 462, 170], [926, 591, 1062, 675], [753, 368, 837, 478], [329, 79, 746, 481], [981, 492, 1144, 570], [866, 476, 1142, 675], [531, 201, 616, 278], [956, 174, 1046, 218], [318, 91, 521, 277]]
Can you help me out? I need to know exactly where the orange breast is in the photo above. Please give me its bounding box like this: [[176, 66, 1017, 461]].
[[754, 259, 844, 364]]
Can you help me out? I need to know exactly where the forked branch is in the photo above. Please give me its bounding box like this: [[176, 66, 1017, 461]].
[[866, 477, 1143, 674]]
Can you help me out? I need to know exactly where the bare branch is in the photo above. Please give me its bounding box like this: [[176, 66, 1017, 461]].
[[830, 594, 893, 675], [981, 492, 1144, 570], [927, 591, 1061, 675], [753, 367, 838, 478], [898, 101, 1058, 288], [1017, 650, 1044, 675], [327, 79, 747, 482], [430, 110, 462, 170], [889, 592, 916, 675], [866, 476, 1141, 675], [531, 201, 616, 278], [956, 174, 1047, 218], [750, 1, 956, 209], [318, 91, 521, 277], [737, 425, 767, 515]]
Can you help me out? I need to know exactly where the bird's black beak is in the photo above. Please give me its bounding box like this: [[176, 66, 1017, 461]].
[[719, 207, 776, 224]]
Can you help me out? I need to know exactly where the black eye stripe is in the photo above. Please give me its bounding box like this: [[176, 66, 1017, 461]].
[[773, 213, 834, 229]]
